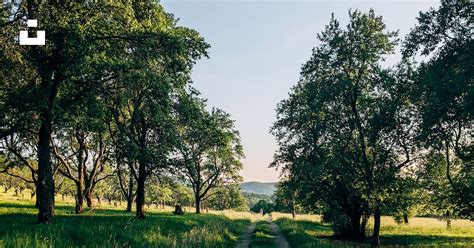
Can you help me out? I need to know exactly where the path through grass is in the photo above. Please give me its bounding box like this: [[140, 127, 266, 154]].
[[248, 216, 289, 248], [250, 220, 275, 248]]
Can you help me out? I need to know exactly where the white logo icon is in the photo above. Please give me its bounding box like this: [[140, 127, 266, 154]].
[[19, 19, 45, 46]]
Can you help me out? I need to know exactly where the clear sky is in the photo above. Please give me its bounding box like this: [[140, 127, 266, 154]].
[[161, 0, 438, 182]]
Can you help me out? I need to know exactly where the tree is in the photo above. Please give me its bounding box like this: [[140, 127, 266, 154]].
[[176, 94, 244, 214], [242, 192, 273, 209], [271, 10, 417, 244], [116, 159, 136, 212], [55, 174, 75, 202], [1, 1, 113, 222], [147, 179, 173, 209], [103, 10, 209, 218], [417, 151, 461, 226], [1, 1, 209, 222], [273, 181, 301, 218], [250, 200, 273, 214], [51, 102, 112, 213], [206, 184, 248, 211], [403, 0, 473, 218], [0, 135, 40, 206], [384, 175, 427, 224], [171, 183, 194, 209]]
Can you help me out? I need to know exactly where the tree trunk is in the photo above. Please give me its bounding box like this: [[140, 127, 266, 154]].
[[195, 194, 201, 214], [37, 117, 55, 223], [84, 190, 93, 208], [348, 212, 363, 240], [126, 167, 134, 212], [446, 210, 451, 228], [372, 207, 381, 247], [75, 180, 84, 214], [126, 197, 133, 212], [403, 212, 409, 224], [135, 161, 146, 219], [75, 192, 84, 214]]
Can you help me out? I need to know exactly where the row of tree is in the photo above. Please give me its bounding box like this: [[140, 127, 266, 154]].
[[271, 0, 472, 246], [0, 167, 248, 213], [1, 1, 245, 222]]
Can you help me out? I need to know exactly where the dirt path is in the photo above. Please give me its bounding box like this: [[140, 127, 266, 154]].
[[234, 221, 256, 248], [267, 216, 290, 248]]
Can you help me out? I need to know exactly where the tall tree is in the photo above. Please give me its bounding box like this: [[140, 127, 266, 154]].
[[1, 1, 208, 222], [403, 0, 473, 217], [51, 129, 111, 213], [271, 10, 417, 244], [116, 159, 137, 212], [103, 4, 209, 218], [176, 94, 244, 214], [206, 184, 248, 211], [1, 132, 40, 207]]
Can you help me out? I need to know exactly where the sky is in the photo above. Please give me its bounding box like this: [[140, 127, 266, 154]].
[[161, 0, 438, 182]]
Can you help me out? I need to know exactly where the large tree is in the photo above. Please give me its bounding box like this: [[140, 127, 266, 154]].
[[176, 94, 244, 214], [271, 10, 417, 244], [1, 1, 208, 222], [51, 128, 111, 213], [403, 0, 473, 217], [103, 7, 209, 218]]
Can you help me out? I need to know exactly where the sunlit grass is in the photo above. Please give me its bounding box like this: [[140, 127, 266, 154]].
[[2, 190, 473, 247], [0, 191, 250, 247], [272, 212, 321, 222], [214, 210, 265, 222], [274, 213, 474, 247]]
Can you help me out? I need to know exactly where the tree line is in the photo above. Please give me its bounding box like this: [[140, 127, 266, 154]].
[[0, 1, 245, 222], [271, 0, 472, 246]]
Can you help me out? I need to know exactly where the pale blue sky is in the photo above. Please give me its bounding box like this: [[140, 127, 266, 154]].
[[161, 0, 438, 182]]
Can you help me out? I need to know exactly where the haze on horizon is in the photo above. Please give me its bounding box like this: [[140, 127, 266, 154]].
[[162, 0, 438, 182]]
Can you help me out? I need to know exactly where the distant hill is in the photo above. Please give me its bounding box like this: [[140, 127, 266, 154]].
[[240, 182, 277, 196]]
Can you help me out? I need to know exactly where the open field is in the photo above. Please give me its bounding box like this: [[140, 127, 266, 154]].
[[274, 213, 474, 247], [1, 190, 473, 247], [0, 191, 251, 247]]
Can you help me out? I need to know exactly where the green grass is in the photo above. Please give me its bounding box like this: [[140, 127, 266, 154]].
[[250, 221, 275, 248], [0, 198, 250, 247], [1, 190, 473, 248], [275, 217, 474, 247]]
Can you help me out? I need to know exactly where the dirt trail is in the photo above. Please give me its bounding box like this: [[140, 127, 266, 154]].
[[235, 215, 290, 248], [234, 221, 256, 248], [267, 215, 290, 248]]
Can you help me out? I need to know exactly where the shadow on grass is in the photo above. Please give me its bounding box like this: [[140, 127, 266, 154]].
[[275, 218, 474, 247], [0, 201, 250, 247], [380, 235, 474, 246]]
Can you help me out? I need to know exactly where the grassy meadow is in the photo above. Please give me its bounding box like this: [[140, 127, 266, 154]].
[[273, 213, 474, 247], [1, 190, 473, 247], [0, 190, 251, 247]]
